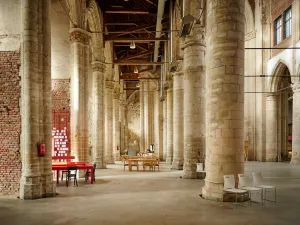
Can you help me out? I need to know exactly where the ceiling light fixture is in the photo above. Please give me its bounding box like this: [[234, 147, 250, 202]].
[[130, 41, 136, 49], [134, 67, 138, 73]]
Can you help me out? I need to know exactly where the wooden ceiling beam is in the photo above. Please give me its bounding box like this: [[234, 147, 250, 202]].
[[108, 24, 157, 38], [114, 61, 164, 65], [119, 51, 154, 61], [105, 23, 138, 26], [144, 0, 158, 7], [105, 37, 168, 42], [104, 8, 156, 15]]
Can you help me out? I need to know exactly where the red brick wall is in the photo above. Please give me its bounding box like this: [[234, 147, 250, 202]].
[[0, 51, 21, 196], [52, 79, 70, 112]]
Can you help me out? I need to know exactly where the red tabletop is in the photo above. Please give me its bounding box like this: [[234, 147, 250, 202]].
[[52, 162, 94, 184]]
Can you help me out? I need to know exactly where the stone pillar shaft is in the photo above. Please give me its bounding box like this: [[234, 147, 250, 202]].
[[20, 0, 54, 199], [140, 81, 145, 152], [91, 61, 105, 168], [104, 81, 114, 163], [172, 70, 184, 169], [265, 93, 278, 162], [113, 88, 120, 161], [291, 83, 300, 164], [163, 95, 167, 160], [144, 81, 149, 150], [166, 82, 173, 165], [183, 25, 206, 178], [202, 0, 245, 201], [119, 101, 126, 155], [40, 0, 55, 197], [69, 28, 90, 163]]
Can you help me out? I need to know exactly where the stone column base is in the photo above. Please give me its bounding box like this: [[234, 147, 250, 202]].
[[105, 155, 115, 164], [182, 162, 197, 179], [166, 157, 173, 165], [95, 158, 106, 169], [291, 156, 300, 164], [19, 176, 42, 200], [41, 173, 56, 198], [171, 158, 183, 170], [201, 185, 223, 202], [266, 156, 278, 162]]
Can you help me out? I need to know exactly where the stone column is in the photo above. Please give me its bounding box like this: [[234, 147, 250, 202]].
[[104, 80, 114, 163], [166, 81, 173, 165], [182, 25, 206, 178], [154, 86, 163, 159], [140, 81, 145, 152], [69, 28, 90, 163], [143, 80, 149, 150], [20, 0, 55, 199], [202, 0, 245, 201], [148, 84, 155, 147], [291, 82, 300, 164], [163, 94, 167, 160], [172, 67, 184, 170], [265, 93, 278, 162], [113, 87, 120, 161], [91, 61, 105, 168], [119, 101, 126, 155], [40, 0, 55, 197]]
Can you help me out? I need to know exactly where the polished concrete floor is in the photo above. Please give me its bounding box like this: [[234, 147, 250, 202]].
[[1, 162, 300, 225]]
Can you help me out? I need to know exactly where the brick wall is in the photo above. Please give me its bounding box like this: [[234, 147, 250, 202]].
[[0, 51, 21, 196], [52, 79, 70, 112]]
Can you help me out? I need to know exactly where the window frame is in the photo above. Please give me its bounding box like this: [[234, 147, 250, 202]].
[[273, 6, 292, 46], [284, 7, 292, 39], [274, 15, 283, 46]]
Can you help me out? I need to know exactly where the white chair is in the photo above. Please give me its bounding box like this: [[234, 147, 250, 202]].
[[223, 175, 249, 205], [238, 174, 263, 204], [196, 163, 206, 179], [252, 172, 276, 203]]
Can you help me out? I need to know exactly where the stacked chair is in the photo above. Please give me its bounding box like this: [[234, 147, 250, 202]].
[[252, 172, 276, 203], [223, 173, 276, 206]]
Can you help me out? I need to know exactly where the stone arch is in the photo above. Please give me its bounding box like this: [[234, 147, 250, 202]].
[[245, 0, 255, 34], [87, 0, 104, 62], [127, 90, 139, 105], [269, 60, 291, 92]]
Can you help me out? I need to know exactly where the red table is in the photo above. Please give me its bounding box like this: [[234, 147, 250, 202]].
[[52, 162, 94, 184]]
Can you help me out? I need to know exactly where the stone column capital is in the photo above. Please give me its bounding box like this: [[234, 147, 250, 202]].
[[113, 89, 120, 99], [92, 61, 105, 73], [105, 80, 114, 89], [183, 24, 206, 49], [167, 80, 173, 91], [69, 28, 91, 45], [292, 82, 300, 93], [265, 92, 279, 100], [172, 60, 184, 76]]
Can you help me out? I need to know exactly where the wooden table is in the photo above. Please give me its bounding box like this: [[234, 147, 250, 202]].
[[127, 158, 158, 171], [52, 162, 94, 184]]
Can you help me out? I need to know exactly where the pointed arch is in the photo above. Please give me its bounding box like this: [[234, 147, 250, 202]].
[[269, 60, 291, 92], [87, 0, 104, 62]]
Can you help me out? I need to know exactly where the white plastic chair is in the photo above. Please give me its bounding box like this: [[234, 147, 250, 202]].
[[196, 163, 206, 179], [252, 172, 276, 203], [223, 175, 249, 205], [238, 174, 263, 204]]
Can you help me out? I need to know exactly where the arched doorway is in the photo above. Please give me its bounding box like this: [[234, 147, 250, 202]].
[[267, 62, 292, 161]]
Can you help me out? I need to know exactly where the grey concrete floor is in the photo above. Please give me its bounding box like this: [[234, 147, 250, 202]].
[[1, 162, 300, 225]]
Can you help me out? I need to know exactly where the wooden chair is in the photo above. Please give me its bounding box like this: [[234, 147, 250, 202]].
[[85, 163, 96, 183], [142, 159, 155, 171], [154, 157, 159, 171], [66, 166, 78, 187]]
